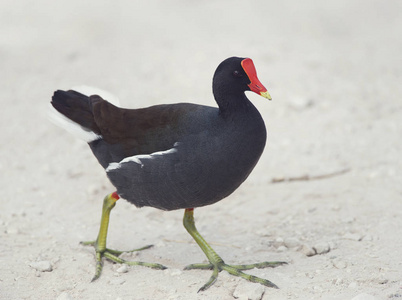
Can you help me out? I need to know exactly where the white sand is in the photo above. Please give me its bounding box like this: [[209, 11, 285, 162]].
[[1, 1, 401, 299]]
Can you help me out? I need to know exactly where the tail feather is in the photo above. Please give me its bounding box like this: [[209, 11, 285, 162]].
[[50, 89, 103, 142], [51, 90, 100, 133], [49, 86, 120, 142], [71, 85, 120, 107]]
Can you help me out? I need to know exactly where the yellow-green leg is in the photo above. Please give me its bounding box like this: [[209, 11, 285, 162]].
[[183, 208, 286, 292], [81, 192, 166, 281]]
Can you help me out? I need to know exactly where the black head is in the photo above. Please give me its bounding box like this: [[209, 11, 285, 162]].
[[212, 57, 271, 111]]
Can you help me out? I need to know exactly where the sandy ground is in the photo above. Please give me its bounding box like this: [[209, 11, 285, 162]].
[[1, 1, 401, 299]]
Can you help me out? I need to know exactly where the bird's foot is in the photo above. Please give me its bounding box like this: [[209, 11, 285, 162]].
[[80, 241, 167, 281], [184, 260, 287, 292]]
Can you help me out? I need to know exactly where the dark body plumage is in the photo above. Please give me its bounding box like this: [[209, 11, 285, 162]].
[[51, 57, 267, 210]]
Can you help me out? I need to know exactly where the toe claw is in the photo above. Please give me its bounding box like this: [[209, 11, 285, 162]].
[[91, 259, 103, 282], [197, 267, 219, 292]]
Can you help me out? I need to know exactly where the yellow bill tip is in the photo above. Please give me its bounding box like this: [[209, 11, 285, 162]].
[[260, 91, 272, 100]]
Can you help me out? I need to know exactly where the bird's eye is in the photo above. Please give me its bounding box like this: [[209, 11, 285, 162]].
[[232, 70, 242, 78]]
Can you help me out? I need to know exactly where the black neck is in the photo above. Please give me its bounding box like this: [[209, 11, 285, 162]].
[[213, 86, 253, 117]]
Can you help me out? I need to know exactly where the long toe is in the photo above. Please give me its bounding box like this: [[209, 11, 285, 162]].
[[221, 264, 279, 289], [185, 260, 283, 291], [184, 263, 214, 270], [104, 244, 154, 256], [230, 261, 288, 270], [198, 266, 220, 292], [82, 241, 167, 280]]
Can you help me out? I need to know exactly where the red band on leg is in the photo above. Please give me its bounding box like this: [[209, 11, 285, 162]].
[[111, 192, 120, 200]]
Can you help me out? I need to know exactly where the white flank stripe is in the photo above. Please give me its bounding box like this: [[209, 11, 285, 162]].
[[106, 162, 120, 171], [48, 104, 102, 142], [106, 146, 178, 172], [137, 147, 178, 158], [120, 156, 143, 165]]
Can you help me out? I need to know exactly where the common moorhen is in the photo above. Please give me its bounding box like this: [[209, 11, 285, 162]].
[[50, 57, 286, 291]]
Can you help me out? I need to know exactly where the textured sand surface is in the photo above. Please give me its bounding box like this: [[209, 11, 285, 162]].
[[1, 1, 401, 299]]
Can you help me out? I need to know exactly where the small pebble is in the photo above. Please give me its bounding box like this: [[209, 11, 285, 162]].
[[277, 246, 287, 252], [333, 277, 343, 285], [299, 244, 316, 256], [275, 237, 284, 244], [348, 281, 358, 289], [332, 259, 348, 269], [116, 265, 129, 273], [169, 269, 182, 276], [351, 293, 378, 300], [29, 261, 53, 272], [233, 282, 265, 300], [313, 242, 330, 255], [284, 237, 300, 248]]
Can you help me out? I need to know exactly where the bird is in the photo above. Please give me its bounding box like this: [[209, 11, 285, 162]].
[[50, 56, 286, 292]]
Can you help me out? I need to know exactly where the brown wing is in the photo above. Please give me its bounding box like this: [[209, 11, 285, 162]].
[[89, 95, 200, 155]]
